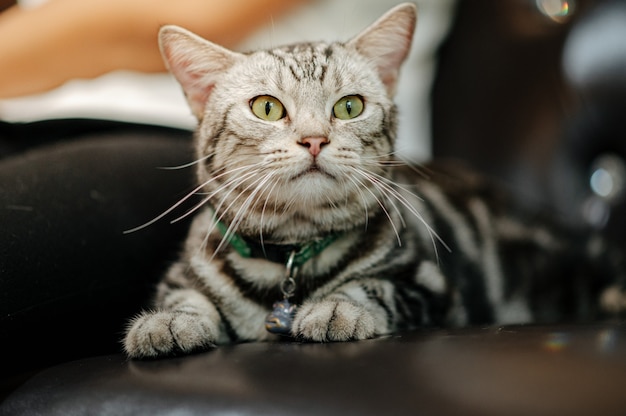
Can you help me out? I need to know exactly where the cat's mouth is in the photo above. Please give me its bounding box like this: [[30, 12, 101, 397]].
[[307, 165, 322, 174], [292, 163, 335, 180]]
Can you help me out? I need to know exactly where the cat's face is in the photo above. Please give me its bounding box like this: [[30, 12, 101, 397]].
[[160, 3, 416, 240], [198, 41, 397, 202]]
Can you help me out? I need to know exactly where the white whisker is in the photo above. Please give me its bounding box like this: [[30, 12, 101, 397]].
[[157, 153, 215, 170], [362, 154, 431, 180], [123, 163, 260, 234], [198, 168, 266, 257], [228, 171, 277, 243], [259, 176, 282, 247], [347, 168, 402, 245], [171, 166, 262, 225], [350, 165, 451, 263], [123, 177, 213, 234], [343, 173, 372, 230], [204, 168, 275, 259]]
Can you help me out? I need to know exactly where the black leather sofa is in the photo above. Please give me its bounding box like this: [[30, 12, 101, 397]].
[[3, 324, 626, 415]]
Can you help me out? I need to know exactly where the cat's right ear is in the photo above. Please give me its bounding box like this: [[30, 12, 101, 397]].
[[347, 3, 417, 97], [159, 25, 243, 119]]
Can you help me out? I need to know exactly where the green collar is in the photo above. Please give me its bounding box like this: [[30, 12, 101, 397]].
[[216, 219, 340, 270]]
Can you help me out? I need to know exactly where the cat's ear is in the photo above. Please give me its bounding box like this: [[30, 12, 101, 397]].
[[347, 3, 417, 96], [159, 25, 243, 119]]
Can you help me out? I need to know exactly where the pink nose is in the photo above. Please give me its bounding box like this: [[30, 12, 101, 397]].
[[300, 136, 329, 156]]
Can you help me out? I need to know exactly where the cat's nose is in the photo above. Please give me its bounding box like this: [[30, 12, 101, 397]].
[[299, 136, 329, 157]]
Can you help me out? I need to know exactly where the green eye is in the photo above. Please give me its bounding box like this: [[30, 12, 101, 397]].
[[250, 96, 285, 121], [333, 95, 364, 120]]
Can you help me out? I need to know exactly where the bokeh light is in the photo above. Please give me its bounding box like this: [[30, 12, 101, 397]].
[[536, 0, 575, 23]]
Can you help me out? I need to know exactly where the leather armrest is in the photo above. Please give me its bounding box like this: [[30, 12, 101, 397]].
[[3, 324, 626, 416]]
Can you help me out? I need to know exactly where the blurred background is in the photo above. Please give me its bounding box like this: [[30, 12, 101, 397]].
[[432, 0, 626, 249]]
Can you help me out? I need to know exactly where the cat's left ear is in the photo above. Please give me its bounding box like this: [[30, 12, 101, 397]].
[[159, 25, 244, 119], [347, 3, 417, 97]]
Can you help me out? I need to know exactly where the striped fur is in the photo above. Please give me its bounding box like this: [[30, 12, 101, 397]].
[[124, 3, 625, 358]]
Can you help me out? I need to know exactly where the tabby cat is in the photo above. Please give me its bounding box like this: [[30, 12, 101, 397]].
[[124, 3, 625, 358]]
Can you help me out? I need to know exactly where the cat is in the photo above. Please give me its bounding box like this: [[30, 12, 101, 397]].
[[124, 3, 626, 359]]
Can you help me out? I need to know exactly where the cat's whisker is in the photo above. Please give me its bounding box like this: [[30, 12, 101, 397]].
[[347, 168, 402, 245], [371, 160, 407, 167], [383, 188, 449, 264], [351, 166, 451, 260], [203, 170, 263, 229], [156, 152, 216, 170], [343, 173, 372, 230], [362, 159, 418, 176], [123, 163, 260, 234], [355, 167, 426, 217], [280, 190, 300, 218], [206, 169, 275, 258], [351, 167, 407, 230], [361, 151, 403, 163], [225, 170, 276, 236], [172, 166, 263, 225], [356, 168, 452, 261], [180, 165, 268, 256], [200, 170, 258, 258], [361, 153, 431, 180], [360, 167, 424, 203], [369, 182, 437, 251], [123, 176, 216, 234], [229, 171, 277, 249], [259, 176, 282, 246], [402, 163, 432, 180]]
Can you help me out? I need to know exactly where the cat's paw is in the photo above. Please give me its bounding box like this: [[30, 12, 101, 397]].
[[124, 310, 218, 359], [292, 299, 376, 342]]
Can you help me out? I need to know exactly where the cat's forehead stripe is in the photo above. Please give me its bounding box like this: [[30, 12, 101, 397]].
[[263, 42, 337, 83]]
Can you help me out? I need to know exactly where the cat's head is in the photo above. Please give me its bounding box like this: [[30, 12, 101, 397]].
[[159, 3, 417, 239]]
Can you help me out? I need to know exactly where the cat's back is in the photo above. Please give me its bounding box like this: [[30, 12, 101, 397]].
[[394, 159, 515, 222], [393, 159, 586, 278]]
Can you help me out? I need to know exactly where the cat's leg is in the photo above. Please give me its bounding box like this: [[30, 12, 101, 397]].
[[124, 288, 221, 358], [291, 278, 395, 342]]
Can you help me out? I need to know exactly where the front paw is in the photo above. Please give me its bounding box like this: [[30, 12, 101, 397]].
[[292, 299, 376, 342], [124, 310, 217, 359]]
